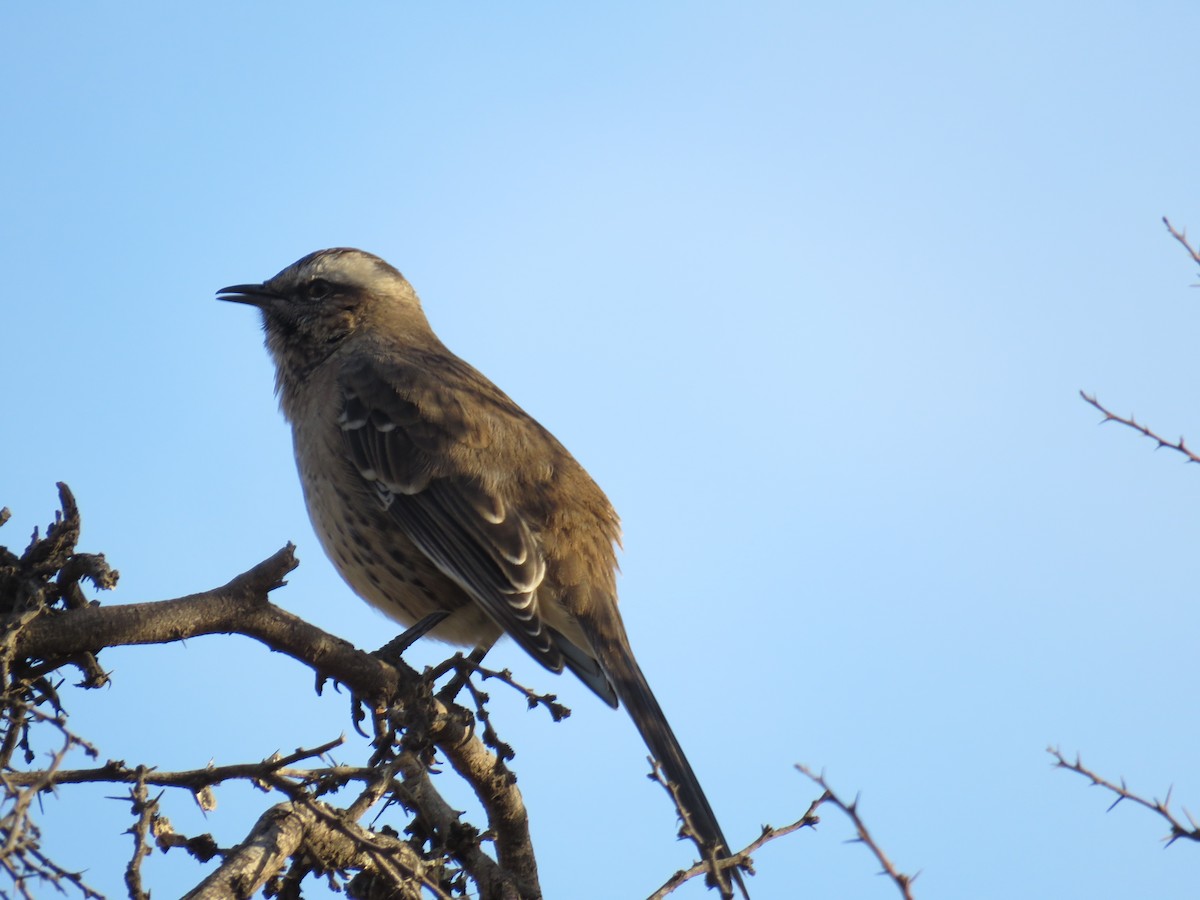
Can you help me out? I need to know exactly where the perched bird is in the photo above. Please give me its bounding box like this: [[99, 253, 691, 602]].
[[219, 249, 744, 897]]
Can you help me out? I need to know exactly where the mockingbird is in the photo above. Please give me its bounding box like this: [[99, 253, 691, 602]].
[[219, 248, 745, 897]]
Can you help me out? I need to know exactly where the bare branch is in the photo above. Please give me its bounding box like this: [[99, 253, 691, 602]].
[[0, 705, 104, 898], [5, 737, 345, 791], [181, 799, 434, 900], [475, 662, 572, 723], [795, 766, 917, 899], [646, 758, 744, 896], [648, 790, 822, 899], [3, 565, 542, 895], [1079, 391, 1200, 464], [1048, 746, 1200, 847], [1079, 219, 1200, 468], [123, 769, 154, 900], [6, 545, 411, 705], [429, 702, 539, 896], [1162, 216, 1200, 267], [1, 491, 542, 899]]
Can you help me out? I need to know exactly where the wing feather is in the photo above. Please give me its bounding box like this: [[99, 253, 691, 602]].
[[338, 356, 564, 669]]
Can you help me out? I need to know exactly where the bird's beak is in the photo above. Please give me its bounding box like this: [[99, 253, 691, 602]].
[[216, 283, 279, 307]]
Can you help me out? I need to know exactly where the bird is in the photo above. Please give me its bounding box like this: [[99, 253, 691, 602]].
[[218, 248, 745, 897]]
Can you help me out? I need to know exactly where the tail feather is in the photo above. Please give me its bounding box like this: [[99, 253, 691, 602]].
[[589, 621, 748, 899], [549, 626, 620, 708]]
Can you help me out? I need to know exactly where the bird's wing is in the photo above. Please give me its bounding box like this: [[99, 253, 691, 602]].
[[336, 353, 564, 671]]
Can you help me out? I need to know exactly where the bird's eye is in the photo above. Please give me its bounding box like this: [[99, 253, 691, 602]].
[[307, 278, 332, 300]]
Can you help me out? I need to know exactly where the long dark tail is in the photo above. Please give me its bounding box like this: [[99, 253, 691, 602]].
[[590, 619, 748, 899]]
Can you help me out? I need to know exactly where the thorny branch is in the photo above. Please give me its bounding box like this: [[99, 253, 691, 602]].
[[0, 705, 104, 900], [2, 738, 347, 791], [646, 758, 744, 897], [1048, 747, 1200, 847], [0, 484, 109, 899], [1162, 216, 1200, 268], [0, 484, 822, 899], [123, 770, 154, 900], [431, 654, 571, 723], [1080, 217, 1200, 462], [0, 485, 542, 899], [1079, 392, 1200, 464], [647, 762, 822, 900], [795, 766, 917, 900]]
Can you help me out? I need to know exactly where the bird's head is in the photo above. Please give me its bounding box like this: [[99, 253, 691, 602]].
[[219, 248, 428, 383]]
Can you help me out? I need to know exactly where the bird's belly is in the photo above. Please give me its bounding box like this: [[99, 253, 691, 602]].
[[294, 437, 497, 647]]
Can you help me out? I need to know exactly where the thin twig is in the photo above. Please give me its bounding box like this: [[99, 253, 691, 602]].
[[0, 705, 103, 898], [7, 736, 346, 794], [1079, 392, 1200, 463], [1048, 746, 1200, 846], [795, 766, 917, 900], [123, 768, 154, 900], [646, 758, 737, 897], [647, 792, 822, 899], [1162, 216, 1200, 267], [473, 663, 571, 722]]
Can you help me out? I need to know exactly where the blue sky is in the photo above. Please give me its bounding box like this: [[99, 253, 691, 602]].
[[4, 3, 1200, 898]]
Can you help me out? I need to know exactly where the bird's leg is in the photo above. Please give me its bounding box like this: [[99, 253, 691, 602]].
[[435, 642, 493, 704], [371, 610, 451, 664]]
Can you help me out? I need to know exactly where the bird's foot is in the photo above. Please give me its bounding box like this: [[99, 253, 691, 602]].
[[371, 610, 451, 665]]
